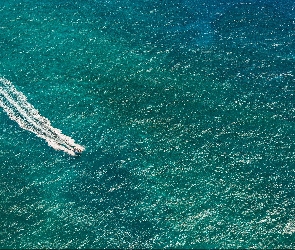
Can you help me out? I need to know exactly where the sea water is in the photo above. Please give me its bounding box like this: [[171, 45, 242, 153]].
[[0, 0, 294, 248]]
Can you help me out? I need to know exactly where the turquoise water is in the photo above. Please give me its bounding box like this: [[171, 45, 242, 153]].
[[0, 0, 295, 248]]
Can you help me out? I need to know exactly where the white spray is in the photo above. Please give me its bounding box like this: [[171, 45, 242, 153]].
[[0, 77, 84, 156]]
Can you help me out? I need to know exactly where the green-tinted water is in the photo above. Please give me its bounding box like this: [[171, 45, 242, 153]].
[[0, 0, 295, 248]]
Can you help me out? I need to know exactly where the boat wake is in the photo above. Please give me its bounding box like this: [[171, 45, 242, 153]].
[[0, 77, 84, 156]]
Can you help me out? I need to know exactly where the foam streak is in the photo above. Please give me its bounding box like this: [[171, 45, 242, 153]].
[[0, 77, 84, 156]]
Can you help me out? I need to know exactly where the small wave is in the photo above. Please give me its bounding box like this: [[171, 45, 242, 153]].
[[0, 77, 84, 156]]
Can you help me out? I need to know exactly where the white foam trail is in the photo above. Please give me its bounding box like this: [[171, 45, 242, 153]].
[[0, 77, 84, 156]]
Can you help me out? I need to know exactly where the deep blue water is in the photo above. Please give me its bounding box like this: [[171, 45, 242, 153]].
[[0, 0, 295, 248]]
